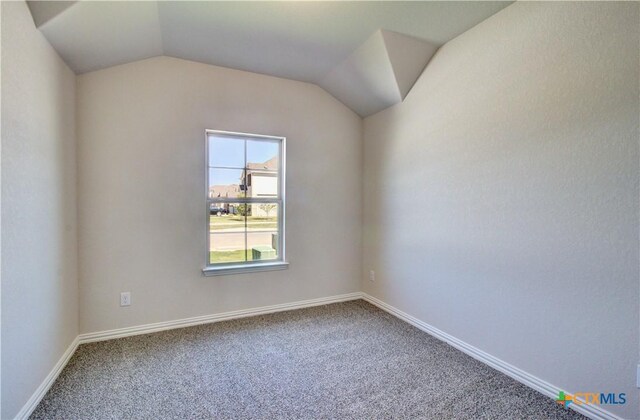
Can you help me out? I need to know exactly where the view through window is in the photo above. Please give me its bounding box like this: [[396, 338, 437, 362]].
[[206, 130, 284, 267]]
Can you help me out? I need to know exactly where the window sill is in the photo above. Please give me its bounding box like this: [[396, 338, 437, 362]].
[[202, 261, 289, 276]]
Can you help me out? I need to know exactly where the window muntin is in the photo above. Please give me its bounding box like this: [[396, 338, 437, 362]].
[[206, 130, 285, 270]]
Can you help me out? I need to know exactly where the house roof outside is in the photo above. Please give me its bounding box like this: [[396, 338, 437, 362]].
[[209, 184, 241, 199], [247, 156, 278, 172], [209, 157, 278, 198]]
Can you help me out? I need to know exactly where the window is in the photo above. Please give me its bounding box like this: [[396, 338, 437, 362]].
[[203, 130, 287, 275]]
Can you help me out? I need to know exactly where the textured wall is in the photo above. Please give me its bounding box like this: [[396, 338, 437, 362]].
[[77, 56, 362, 334], [1, 2, 79, 418], [361, 2, 639, 419]]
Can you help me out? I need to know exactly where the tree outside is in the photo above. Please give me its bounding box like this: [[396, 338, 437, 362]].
[[259, 203, 277, 218]]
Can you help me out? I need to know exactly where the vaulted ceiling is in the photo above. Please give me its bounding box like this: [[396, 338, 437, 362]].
[[27, 1, 512, 116]]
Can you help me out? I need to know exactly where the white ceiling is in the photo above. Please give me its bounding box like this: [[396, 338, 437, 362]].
[[28, 1, 512, 116], [319, 29, 438, 117]]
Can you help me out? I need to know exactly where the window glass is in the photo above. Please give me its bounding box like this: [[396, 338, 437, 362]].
[[206, 131, 284, 269]]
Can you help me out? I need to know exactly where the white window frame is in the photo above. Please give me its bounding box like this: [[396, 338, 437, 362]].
[[203, 129, 288, 276]]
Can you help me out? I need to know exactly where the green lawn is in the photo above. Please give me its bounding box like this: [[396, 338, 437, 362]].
[[209, 250, 278, 264], [209, 249, 253, 263], [209, 215, 277, 231]]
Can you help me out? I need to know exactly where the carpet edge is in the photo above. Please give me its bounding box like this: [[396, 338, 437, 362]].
[[361, 293, 622, 420], [14, 336, 80, 420], [78, 292, 364, 344], [18, 293, 364, 419]]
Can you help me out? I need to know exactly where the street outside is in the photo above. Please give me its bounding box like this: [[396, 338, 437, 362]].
[[209, 214, 278, 263]]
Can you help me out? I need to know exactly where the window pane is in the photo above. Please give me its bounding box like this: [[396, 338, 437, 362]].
[[210, 231, 249, 264], [208, 135, 244, 168], [209, 206, 245, 230], [208, 168, 245, 199], [247, 202, 279, 261], [209, 202, 248, 264], [245, 140, 279, 198], [247, 139, 278, 167], [246, 202, 278, 229]]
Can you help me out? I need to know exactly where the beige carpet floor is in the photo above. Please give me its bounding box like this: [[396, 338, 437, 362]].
[[31, 300, 585, 419]]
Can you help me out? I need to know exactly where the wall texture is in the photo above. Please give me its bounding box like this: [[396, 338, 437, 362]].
[[4, 2, 638, 418], [362, 2, 639, 419], [76, 56, 362, 334], [1, 2, 79, 418]]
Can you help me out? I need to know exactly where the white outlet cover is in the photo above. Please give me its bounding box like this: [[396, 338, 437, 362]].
[[369, 270, 375, 282], [120, 292, 131, 307]]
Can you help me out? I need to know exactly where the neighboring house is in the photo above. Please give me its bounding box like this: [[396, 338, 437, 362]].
[[208, 157, 278, 217], [243, 157, 278, 217], [208, 184, 241, 213]]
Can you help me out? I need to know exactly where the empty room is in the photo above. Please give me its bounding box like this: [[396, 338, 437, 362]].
[[1, 1, 638, 419]]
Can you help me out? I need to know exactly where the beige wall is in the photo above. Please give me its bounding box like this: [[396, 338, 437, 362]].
[[362, 2, 639, 419], [76, 56, 362, 334], [4, 2, 639, 418], [1, 2, 79, 418]]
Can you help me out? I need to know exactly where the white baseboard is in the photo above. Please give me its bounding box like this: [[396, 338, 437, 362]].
[[78, 292, 363, 344], [14, 336, 79, 420], [15, 292, 624, 420], [14, 292, 361, 420], [361, 293, 623, 420]]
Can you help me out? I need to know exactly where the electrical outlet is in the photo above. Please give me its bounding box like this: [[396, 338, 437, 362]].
[[120, 292, 131, 307], [369, 270, 375, 282]]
